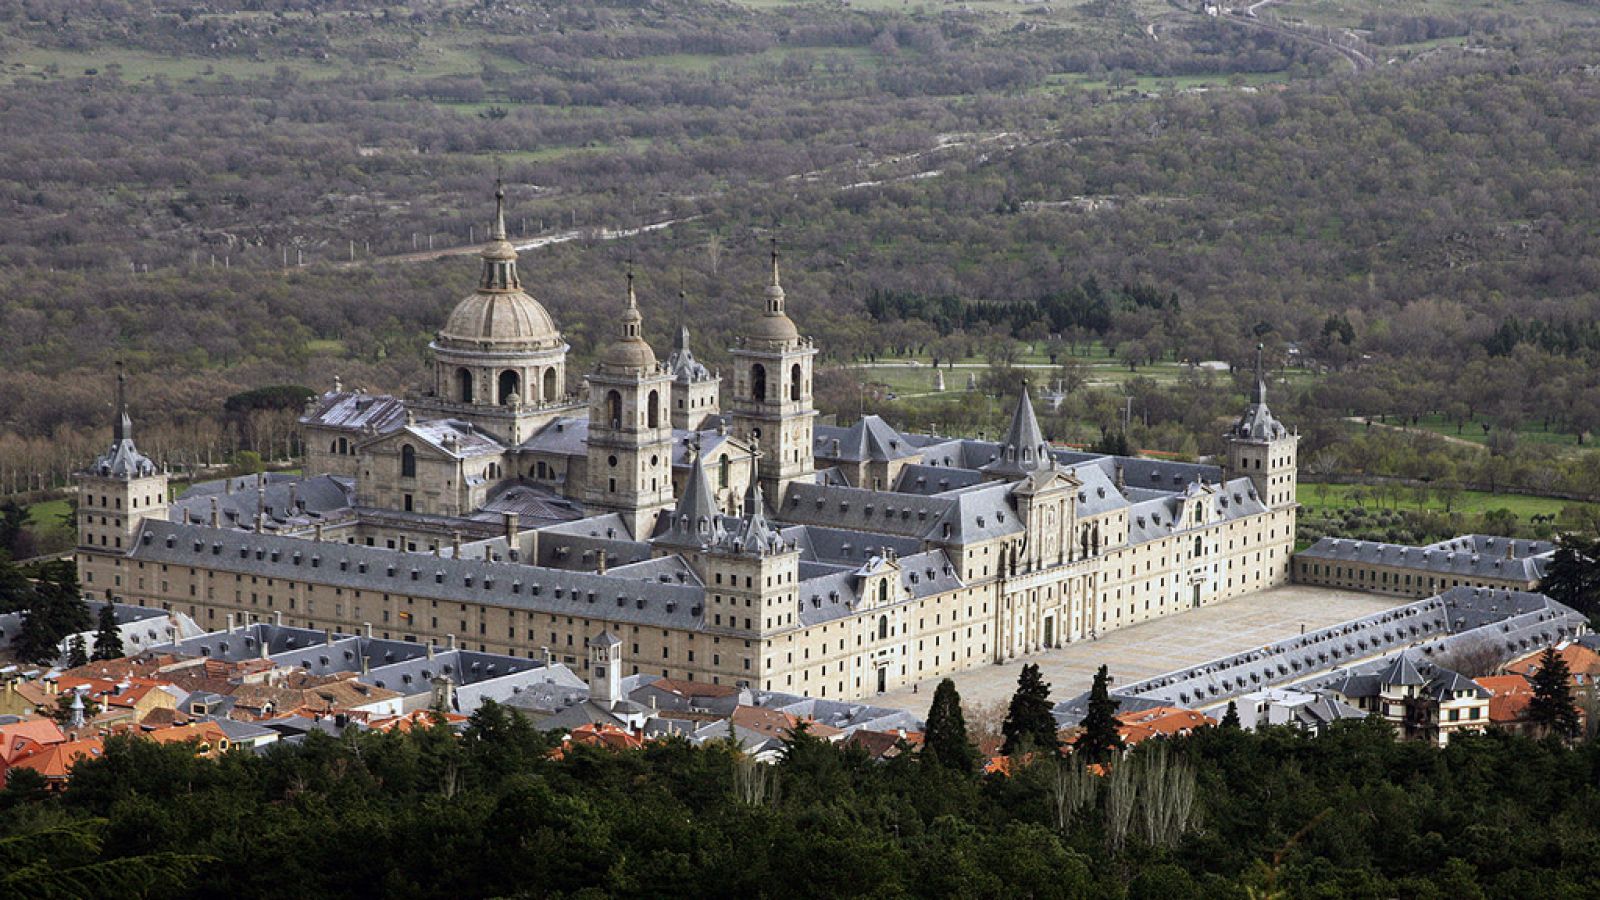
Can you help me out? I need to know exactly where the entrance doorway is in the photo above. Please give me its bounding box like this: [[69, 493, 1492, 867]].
[[1192, 584, 1202, 609], [876, 667, 887, 694], [1043, 616, 1055, 648]]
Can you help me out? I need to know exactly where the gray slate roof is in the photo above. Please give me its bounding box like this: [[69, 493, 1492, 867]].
[[300, 389, 408, 435], [131, 519, 709, 631], [1298, 536, 1549, 582]]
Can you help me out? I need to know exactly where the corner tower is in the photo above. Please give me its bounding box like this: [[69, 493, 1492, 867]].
[[667, 321, 720, 432], [584, 274, 676, 538], [77, 365, 168, 593], [1225, 344, 1298, 509], [728, 243, 817, 502]]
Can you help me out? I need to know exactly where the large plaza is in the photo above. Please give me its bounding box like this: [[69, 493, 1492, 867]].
[[872, 585, 1403, 712]]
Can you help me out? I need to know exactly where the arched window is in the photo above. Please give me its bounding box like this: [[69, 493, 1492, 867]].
[[606, 391, 622, 428], [790, 363, 802, 402], [877, 580, 889, 605], [719, 455, 730, 489], [401, 444, 417, 478], [498, 370, 520, 405], [330, 440, 338, 454], [456, 368, 474, 404], [647, 390, 660, 429], [536, 461, 548, 479], [1194, 535, 1203, 558], [337, 437, 348, 455], [877, 614, 888, 640], [543, 368, 558, 402], [751, 364, 766, 402]]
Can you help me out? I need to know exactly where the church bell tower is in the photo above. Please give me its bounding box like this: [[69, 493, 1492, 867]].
[[729, 243, 817, 505]]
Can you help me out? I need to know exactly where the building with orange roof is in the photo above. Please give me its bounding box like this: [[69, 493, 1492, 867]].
[[0, 718, 66, 770], [1505, 642, 1600, 687], [7, 738, 104, 790], [145, 721, 232, 757], [1476, 674, 1535, 733], [730, 705, 843, 742], [553, 723, 645, 757], [844, 728, 924, 762], [1116, 706, 1215, 746], [368, 709, 469, 733]]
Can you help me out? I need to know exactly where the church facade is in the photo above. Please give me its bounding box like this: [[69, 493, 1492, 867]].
[[75, 188, 1298, 701]]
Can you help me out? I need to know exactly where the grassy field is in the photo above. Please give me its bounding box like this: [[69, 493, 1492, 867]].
[[25, 499, 70, 530], [1298, 482, 1594, 520]]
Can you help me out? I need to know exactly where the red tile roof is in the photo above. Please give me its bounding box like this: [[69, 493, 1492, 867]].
[[1117, 706, 1215, 745]]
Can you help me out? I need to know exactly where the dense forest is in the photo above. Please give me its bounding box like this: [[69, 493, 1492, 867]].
[[4, 700, 1600, 898], [5, 0, 1600, 504]]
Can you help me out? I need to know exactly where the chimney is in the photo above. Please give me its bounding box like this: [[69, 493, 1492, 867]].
[[289, 483, 299, 512], [210, 497, 220, 528], [448, 634, 457, 650], [504, 512, 519, 551], [426, 642, 435, 660], [596, 549, 607, 575], [451, 532, 462, 558], [364, 622, 372, 638], [314, 522, 324, 543], [360, 655, 369, 675], [226, 613, 236, 633], [542, 646, 552, 666], [274, 611, 283, 626], [324, 628, 334, 647], [1115, 463, 1126, 490]]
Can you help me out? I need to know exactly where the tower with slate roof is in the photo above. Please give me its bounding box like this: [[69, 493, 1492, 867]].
[[666, 322, 720, 431], [584, 273, 676, 539], [729, 242, 817, 504], [77, 364, 168, 583], [1225, 344, 1298, 509]]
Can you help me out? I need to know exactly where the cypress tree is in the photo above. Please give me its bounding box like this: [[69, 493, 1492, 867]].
[[924, 678, 976, 773], [1220, 700, 1242, 730], [1526, 647, 1581, 739], [1072, 665, 1124, 762], [92, 602, 125, 661], [1001, 663, 1059, 754], [66, 634, 89, 669]]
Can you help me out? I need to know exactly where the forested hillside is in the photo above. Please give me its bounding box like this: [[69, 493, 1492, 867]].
[[5, 0, 1600, 501], [4, 705, 1600, 898]]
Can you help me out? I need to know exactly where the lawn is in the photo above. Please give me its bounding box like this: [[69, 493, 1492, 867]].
[[1297, 482, 1593, 521], [25, 499, 70, 529]]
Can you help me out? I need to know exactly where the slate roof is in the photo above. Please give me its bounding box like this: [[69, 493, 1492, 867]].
[[130, 519, 709, 631], [91, 437, 157, 480], [892, 464, 985, 496], [778, 480, 1023, 545], [667, 327, 715, 383], [300, 389, 409, 435], [472, 481, 586, 526], [1298, 536, 1550, 582], [814, 416, 920, 464], [170, 474, 355, 533], [403, 419, 505, 459], [980, 386, 1052, 479]]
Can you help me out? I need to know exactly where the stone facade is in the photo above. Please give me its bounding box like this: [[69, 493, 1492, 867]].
[[77, 190, 1298, 702]]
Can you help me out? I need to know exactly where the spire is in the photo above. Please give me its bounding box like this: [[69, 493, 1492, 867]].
[[478, 182, 519, 291], [491, 178, 507, 241], [675, 450, 718, 527], [679, 325, 691, 354], [622, 269, 642, 339], [1254, 342, 1266, 406], [982, 382, 1051, 478], [765, 237, 784, 314], [113, 361, 132, 443]]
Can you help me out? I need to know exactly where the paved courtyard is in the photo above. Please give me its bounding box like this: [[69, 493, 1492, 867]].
[[873, 585, 1404, 713]]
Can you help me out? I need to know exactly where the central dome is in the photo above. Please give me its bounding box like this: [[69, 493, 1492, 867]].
[[439, 288, 563, 350]]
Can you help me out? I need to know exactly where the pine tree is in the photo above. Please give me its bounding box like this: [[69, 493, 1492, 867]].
[[1526, 647, 1581, 739], [91, 602, 124, 661], [1220, 700, 1242, 730], [66, 634, 89, 668], [1540, 534, 1600, 620], [1001, 663, 1059, 755], [1072, 664, 1124, 762], [924, 678, 976, 773], [13, 563, 90, 665]]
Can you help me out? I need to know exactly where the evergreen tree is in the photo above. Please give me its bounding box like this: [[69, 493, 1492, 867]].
[[1526, 647, 1581, 739], [1001, 663, 1059, 754], [1540, 534, 1600, 621], [91, 602, 124, 661], [66, 634, 89, 668], [1072, 665, 1124, 762], [924, 678, 976, 772], [1220, 700, 1241, 730], [12, 563, 89, 665]]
